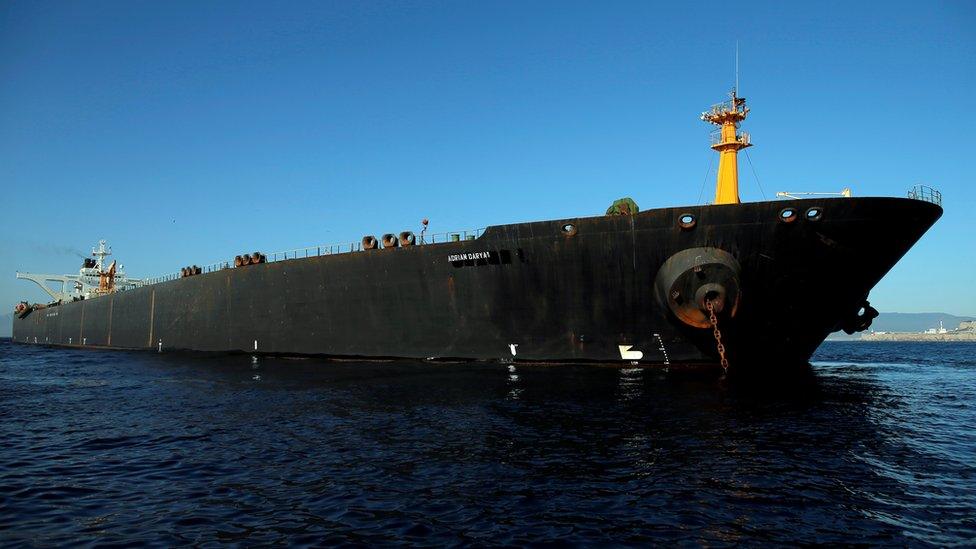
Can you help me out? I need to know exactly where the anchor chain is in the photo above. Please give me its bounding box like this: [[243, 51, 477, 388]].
[[705, 300, 729, 372]]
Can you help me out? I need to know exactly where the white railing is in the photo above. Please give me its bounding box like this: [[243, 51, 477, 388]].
[[140, 227, 487, 286], [907, 185, 942, 207], [709, 130, 750, 146]]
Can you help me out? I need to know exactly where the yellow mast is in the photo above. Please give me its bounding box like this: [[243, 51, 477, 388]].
[[701, 89, 752, 204]]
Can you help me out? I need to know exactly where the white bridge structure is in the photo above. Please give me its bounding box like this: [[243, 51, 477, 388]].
[[16, 240, 145, 302]]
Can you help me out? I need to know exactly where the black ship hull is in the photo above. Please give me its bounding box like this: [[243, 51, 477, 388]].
[[13, 197, 942, 367]]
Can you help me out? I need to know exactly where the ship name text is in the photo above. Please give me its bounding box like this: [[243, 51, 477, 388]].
[[447, 251, 492, 262]]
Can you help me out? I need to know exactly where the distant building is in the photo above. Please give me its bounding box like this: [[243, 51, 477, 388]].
[[924, 320, 948, 334]]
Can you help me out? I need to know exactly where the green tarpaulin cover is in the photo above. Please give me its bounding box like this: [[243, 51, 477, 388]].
[[606, 197, 639, 216]]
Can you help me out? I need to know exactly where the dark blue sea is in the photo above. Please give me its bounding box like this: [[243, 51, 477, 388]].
[[1, 339, 974, 546]]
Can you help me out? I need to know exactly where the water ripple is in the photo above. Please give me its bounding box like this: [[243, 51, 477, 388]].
[[1, 340, 975, 545]]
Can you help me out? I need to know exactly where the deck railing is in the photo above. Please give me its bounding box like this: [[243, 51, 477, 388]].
[[709, 129, 750, 146], [140, 227, 487, 286], [907, 185, 942, 207]]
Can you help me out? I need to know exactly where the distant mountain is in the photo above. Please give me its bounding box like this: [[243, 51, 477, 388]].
[[868, 312, 975, 333], [1, 312, 11, 338], [827, 312, 975, 341]]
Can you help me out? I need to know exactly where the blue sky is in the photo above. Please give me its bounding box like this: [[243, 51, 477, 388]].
[[1, 1, 974, 316]]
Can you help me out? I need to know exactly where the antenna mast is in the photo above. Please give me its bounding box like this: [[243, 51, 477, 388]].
[[700, 87, 752, 204]]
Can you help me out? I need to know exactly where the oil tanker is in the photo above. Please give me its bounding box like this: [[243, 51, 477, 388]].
[[11, 91, 943, 368]]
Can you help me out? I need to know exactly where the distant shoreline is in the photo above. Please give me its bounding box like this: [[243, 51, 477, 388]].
[[827, 335, 976, 342]]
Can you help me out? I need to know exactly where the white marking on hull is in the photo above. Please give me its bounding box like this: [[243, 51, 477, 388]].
[[618, 345, 643, 360], [653, 333, 671, 367]]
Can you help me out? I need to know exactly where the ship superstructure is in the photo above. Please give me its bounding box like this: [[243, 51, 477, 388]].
[[16, 240, 144, 302]]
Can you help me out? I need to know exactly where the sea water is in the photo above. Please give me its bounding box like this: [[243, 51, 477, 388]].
[[1, 340, 974, 545]]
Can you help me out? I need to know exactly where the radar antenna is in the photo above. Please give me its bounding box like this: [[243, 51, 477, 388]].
[[92, 240, 112, 271]]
